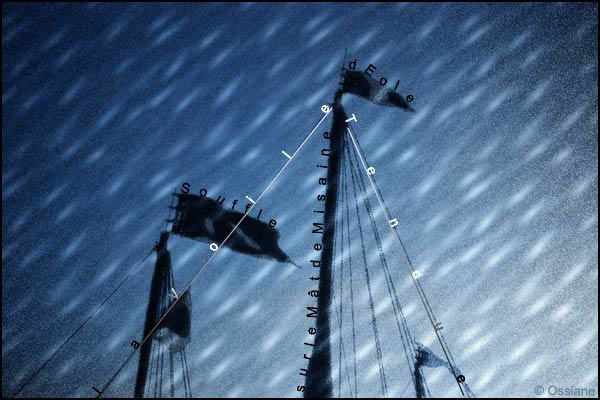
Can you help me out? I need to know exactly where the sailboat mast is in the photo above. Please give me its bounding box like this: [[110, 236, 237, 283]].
[[304, 90, 346, 398], [134, 231, 170, 398]]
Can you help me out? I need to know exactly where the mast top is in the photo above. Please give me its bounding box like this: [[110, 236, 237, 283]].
[[157, 231, 170, 251], [337, 48, 348, 92]]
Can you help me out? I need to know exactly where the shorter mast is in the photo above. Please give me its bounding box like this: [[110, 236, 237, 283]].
[[134, 231, 171, 398]]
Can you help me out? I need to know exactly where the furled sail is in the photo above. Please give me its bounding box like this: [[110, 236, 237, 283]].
[[156, 290, 192, 352], [170, 193, 293, 263], [341, 69, 415, 111]]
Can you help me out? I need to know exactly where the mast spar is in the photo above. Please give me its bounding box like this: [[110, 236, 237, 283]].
[[134, 231, 170, 398], [304, 90, 346, 398]]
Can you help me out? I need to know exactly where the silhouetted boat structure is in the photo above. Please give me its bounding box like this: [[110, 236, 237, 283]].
[[127, 58, 475, 398], [133, 231, 192, 398], [11, 56, 475, 399], [132, 192, 297, 397]]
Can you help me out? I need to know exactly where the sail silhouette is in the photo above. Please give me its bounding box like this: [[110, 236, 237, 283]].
[[170, 193, 293, 263], [341, 70, 415, 111], [157, 290, 192, 352], [415, 343, 475, 398]]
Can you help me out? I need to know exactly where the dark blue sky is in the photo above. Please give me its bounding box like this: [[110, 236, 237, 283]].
[[2, 2, 598, 398]]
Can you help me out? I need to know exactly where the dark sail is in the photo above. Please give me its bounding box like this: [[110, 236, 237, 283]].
[[156, 290, 192, 352], [415, 343, 447, 369], [414, 343, 473, 398], [170, 193, 292, 263], [342, 70, 415, 111]]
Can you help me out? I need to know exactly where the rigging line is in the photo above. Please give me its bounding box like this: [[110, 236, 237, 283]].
[[374, 205, 442, 346], [155, 280, 167, 399], [330, 290, 355, 399], [182, 349, 193, 398], [146, 337, 155, 396], [424, 374, 432, 399], [145, 332, 156, 398], [159, 266, 172, 399], [338, 48, 348, 91], [185, 350, 193, 397], [179, 352, 188, 398], [347, 124, 447, 347], [345, 124, 465, 397], [345, 137, 411, 344], [347, 127, 459, 390], [153, 340, 160, 398], [345, 126, 442, 337], [344, 135, 418, 392], [338, 185, 355, 399], [330, 193, 354, 398], [341, 146, 358, 397], [331, 177, 341, 399], [12, 245, 155, 398], [152, 260, 166, 399], [346, 136, 419, 371], [346, 139, 403, 398], [336, 169, 344, 399], [347, 125, 461, 398], [169, 353, 175, 398], [159, 343, 164, 398], [96, 109, 333, 397], [178, 353, 184, 398], [165, 190, 176, 232], [399, 378, 413, 398], [169, 258, 176, 292], [347, 145, 388, 398]]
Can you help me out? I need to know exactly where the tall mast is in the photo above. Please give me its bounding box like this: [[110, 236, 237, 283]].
[[304, 90, 346, 398]]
